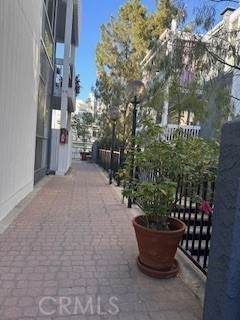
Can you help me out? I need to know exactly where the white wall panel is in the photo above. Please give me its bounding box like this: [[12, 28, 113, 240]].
[[0, 1, 43, 220], [50, 129, 72, 172], [50, 129, 60, 171], [67, 130, 73, 170]]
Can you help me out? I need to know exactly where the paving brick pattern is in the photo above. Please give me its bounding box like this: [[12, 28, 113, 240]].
[[0, 161, 203, 319]]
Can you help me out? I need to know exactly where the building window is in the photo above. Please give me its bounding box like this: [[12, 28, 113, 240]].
[[42, 0, 56, 64], [35, 77, 51, 172], [44, 18, 53, 61], [44, 0, 56, 29]]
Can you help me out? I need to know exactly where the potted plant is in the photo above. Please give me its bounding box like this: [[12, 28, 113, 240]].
[[80, 149, 89, 161], [122, 121, 186, 278], [122, 120, 219, 278], [75, 74, 82, 97]]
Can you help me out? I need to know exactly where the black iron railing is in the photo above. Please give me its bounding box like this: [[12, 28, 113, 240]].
[[136, 169, 215, 275], [171, 177, 214, 275], [98, 148, 125, 185]]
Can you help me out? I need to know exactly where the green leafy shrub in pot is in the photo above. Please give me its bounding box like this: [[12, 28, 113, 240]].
[[122, 119, 219, 230]]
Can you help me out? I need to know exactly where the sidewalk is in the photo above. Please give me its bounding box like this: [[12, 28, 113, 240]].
[[0, 161, 203, 320]]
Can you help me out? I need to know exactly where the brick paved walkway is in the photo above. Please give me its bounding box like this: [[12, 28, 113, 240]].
[[0, 161, 203, 320]]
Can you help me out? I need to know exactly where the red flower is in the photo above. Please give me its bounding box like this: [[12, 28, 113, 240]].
[[201, 200, 213, 214]]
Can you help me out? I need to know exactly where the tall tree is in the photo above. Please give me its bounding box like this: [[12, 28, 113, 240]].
[[72, 112, 94, 151], [95, 0, 180, 148], [149, 0, 183, 38], [95, 0, 151, 149], [95, 0, 150, 101]]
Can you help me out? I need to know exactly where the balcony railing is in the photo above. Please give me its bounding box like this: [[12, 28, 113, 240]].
[[53, 58, 76, 112]]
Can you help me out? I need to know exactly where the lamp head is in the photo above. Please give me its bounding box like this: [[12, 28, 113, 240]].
[[125, 80, 147, 104], [108, 106, 121, 122]]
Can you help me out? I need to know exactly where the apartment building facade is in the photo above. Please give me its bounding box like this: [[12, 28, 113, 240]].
[[0, 0, 80, 221], [204, 7, 240, 109], [141, 6, 240, 139]]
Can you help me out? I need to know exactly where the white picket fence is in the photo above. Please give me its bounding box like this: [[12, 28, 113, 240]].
[[164, 124, 201, 141]]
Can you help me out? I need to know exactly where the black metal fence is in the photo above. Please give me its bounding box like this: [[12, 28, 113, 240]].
[[136, 169, 215, 275], [98, 148, 125, 185], [172, 178, 214, 275], [98, 147, 215, 274]]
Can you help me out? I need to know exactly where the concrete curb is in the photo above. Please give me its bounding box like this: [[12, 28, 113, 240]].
[[176, 250, 206, 306]]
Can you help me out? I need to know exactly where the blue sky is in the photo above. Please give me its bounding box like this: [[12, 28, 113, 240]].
[[76, 0, 236, 101]]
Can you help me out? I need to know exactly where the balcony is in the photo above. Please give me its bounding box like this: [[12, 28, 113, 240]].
[[56, 0, 79, 47], [52, 58, 76, 112]]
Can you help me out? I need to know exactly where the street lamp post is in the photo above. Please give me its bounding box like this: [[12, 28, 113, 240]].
[[125, 80, 146, 208], [108, 106, 121, 185]]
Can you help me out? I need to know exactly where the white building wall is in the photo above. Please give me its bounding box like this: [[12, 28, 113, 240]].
[[229, 9, 240, 118], [231, 69, 240, 117], [0, 0, 42, 221], [49, 129, 60, 171], [67, 130, 73, 169]]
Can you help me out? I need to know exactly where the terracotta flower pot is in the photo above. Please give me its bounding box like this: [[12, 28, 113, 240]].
[[132, 215, 186, 278], [80, 151, 89, 161]]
